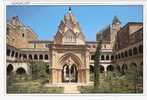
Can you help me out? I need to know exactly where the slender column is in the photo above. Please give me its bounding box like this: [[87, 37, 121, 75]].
[[63, 66, 66, 82], [69, 64, 71, 82], [86, 68, 90, 83], [104, 64, 107, 76]]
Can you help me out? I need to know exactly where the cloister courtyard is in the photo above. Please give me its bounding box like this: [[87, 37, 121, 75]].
[[6, 6, 143, 94]]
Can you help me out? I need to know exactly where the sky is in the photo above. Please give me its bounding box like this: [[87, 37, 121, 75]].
[[6, 5, 143, 41]]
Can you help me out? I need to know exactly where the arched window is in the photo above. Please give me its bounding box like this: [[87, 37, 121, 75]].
[[15, 52, 18, 58], [11, 51, 15, 57], [34, 54, 38, 60], [111, 55, 114, 60], [7, 64, 14, 75], [101, 55, 104, 60], [129, 49, 132, 56], [7, 49, 11, 56], [23, 54, 27, 60], [19, 54, 22, 59], [104, 45, 106, 48], [133, 47, 138, 55], [106, 55, 109, 60], [65, 66, 69, 77], [22, 33, 25, 37], [39, 54, 43, 60], [93, 45, 96, 48], [125, 51, 128, 57], [71, 64, 77, 75], [107, 65, 114, 71], [28, 55, 32, 60], [16, 68, 26, 75], [45, 54, 48, 60], [139, 45, 143, 53]]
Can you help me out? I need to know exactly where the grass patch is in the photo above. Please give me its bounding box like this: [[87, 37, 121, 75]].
[[7, 80, 63, 94], [78, 72, 143, 93], [7, 75, 63, 94]]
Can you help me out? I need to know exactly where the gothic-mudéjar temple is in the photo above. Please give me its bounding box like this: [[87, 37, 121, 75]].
[[6, 7, 143, 84]]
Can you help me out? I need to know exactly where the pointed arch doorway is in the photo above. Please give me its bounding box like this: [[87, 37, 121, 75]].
[[62, 63, 78, 82], [57, 53, 83, 83]]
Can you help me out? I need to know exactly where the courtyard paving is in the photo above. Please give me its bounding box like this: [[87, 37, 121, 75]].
[[45, 82, 93, 94], [63, 83, 80, 94]]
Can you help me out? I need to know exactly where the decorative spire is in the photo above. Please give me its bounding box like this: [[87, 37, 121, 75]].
[[68, 6, 72, 13], [11, 16, 21, 26], [112, 16, 121, 24]]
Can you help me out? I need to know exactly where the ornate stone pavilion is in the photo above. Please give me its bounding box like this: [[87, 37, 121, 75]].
[[49, 7, 89, 83], [6, 7, 143, 84]]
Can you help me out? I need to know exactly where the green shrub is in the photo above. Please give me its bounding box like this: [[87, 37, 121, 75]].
[[29, 61, 49, 80], [7, 80, 63, 93]]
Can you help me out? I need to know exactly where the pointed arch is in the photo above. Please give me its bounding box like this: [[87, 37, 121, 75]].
[[106, 55, 109, 60], [57, 52, 82, 69], [16, 67, 26, 75], [101, 55, 105, 60], [107, 65, 114, 71], [7, 64, 14, 75]]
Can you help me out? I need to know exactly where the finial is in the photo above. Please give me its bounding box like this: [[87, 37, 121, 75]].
[[68, 6, 72, 13], [12, 16, 19, 20], [112, 16, 121, 24]]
